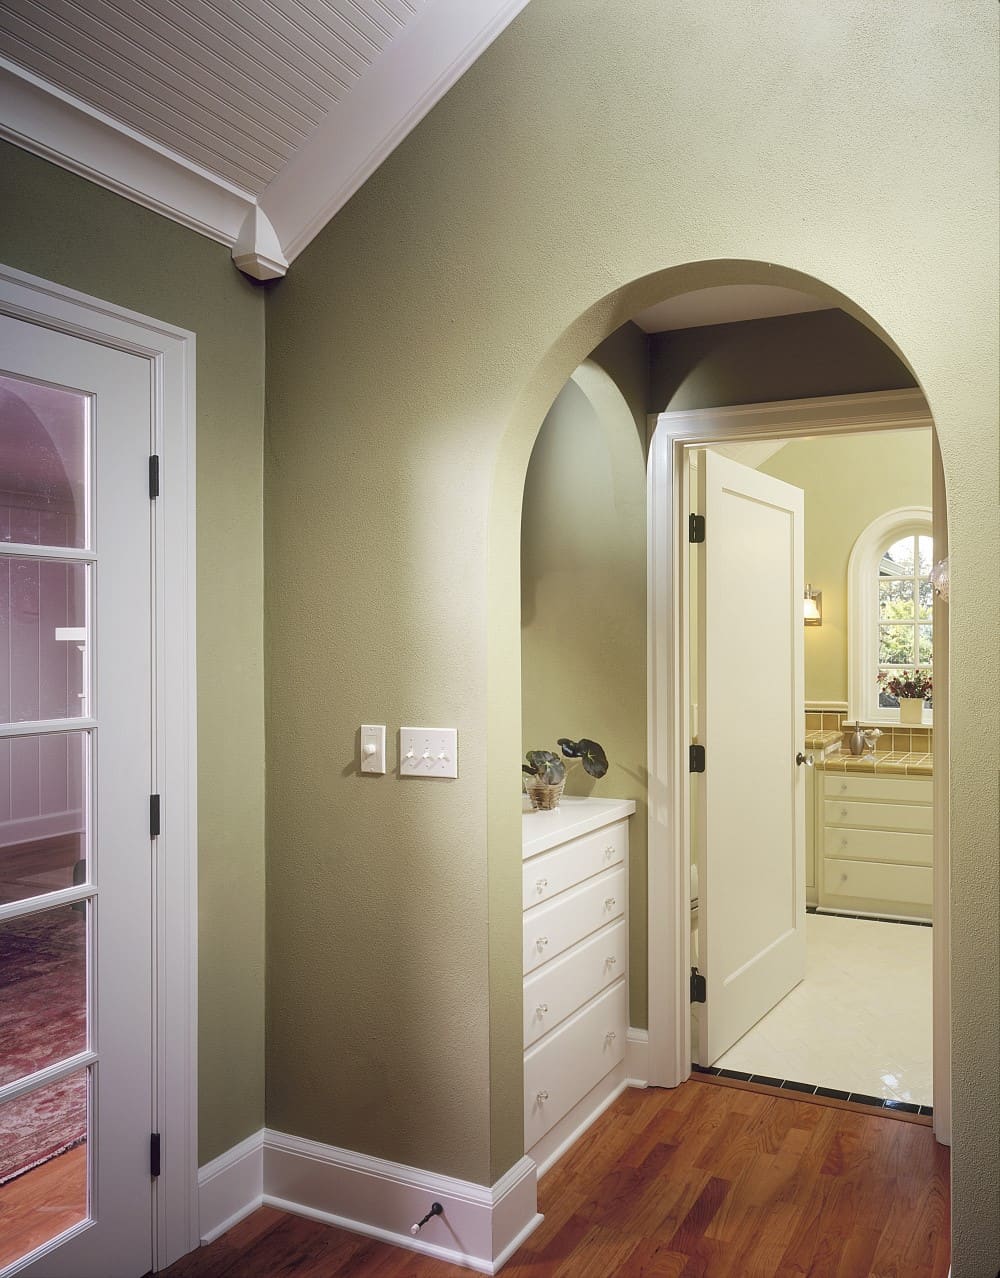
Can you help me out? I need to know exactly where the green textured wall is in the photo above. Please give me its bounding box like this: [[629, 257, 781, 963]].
[[0, 142, 267, 1164], [520, 325, 649, 1026], [760, 429, 933, 704]]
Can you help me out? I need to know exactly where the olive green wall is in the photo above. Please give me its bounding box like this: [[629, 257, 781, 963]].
[[759, 429, 933, 704], [0, 142, 267, 1164], [650, 308, 916, 412], [520, 325, 649, 1026], [265, 4, 998, 1268]]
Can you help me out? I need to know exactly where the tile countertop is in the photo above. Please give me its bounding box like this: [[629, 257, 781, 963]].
[[813, 748, 933, 777], [522, 795, 636, 859]]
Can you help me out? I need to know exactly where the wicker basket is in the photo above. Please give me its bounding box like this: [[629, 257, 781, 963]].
[[524, 779, 565, 811]]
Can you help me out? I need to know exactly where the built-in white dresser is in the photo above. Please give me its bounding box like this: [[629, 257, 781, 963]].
[[522, 796, 635, 1174]]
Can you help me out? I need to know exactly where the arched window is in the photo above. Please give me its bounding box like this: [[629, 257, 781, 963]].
[[847, 506, 933, 722]]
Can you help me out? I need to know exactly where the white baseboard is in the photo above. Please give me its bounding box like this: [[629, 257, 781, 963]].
[[626, 1026, 649, 1086], [198, 1130, 264, 1243], [198, 1129, 540, 1274]]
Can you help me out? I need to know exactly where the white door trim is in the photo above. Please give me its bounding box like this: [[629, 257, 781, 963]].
[[0, 263, 200, 1266], [646, 389, 950, 1143]]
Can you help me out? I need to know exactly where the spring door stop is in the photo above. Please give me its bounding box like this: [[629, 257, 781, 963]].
[[410, 1201, 444, 1236]]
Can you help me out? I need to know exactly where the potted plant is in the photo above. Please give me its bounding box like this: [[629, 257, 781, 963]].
[[877, 669, 932, 724], [522, 737, 609, 810]]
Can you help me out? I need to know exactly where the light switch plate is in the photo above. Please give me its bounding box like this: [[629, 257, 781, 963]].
[[360, 724, 386, 774], [399, 727, 458, 779]]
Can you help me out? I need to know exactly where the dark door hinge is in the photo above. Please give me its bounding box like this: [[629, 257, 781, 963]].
[[690, 967, 707, 1004], [689, 513, 705, 543], [150, 794, 161, 838], [149, 454, 160, 499], [150, 1132, 161, 1178], [689, 744, 706, 773]]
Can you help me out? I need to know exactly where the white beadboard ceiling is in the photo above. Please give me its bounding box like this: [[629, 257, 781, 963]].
[[0, 0, 531, 277]]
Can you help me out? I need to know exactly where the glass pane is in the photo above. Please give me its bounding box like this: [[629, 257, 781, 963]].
[[0, 1069, 88, 1269], [879, 623, 914, 665], [0, 904, 87, 1088], [0, 559, 88, 722], [918, 579, 934, 619], [880, 536, 915, 577], [0, 374, 88, 550], [918, 624, 933, 664], [0, 731, 88, 905], [917, 535, 933, 576], [879, 579, 914, 619]]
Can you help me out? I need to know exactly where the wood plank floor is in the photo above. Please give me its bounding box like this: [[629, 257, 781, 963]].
[[159, 1079, 950, 1277], [0, 1144, 87, 1270]]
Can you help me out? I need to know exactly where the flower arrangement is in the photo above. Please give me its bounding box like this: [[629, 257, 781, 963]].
[[877, 669, 932, 700], [522, 737, 609, 809]]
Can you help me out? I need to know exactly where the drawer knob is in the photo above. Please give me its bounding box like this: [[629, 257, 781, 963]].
[[605, 1031, 617, 1045], [840, 808, 848, 818], [840, 782, 848, 792], [536, 1090, 549, 1103], [606, 955, 617, 967], [536, 1003, 549, 1016], [535, 878, 548, 893], [841, 838, 848, 849], [604, 845, 615, 857], [841, 873, 848, 882], [536, 936, 549, 951], [604, 897, 617, 910]]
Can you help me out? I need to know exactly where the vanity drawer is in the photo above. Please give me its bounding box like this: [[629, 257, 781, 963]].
[[824, 774, 932, 804], [523, 920, 626, 1048], [823, 856, 932, 907], [523, 820, 626, 908], [524, 978, 626, 1147], [523, 867, 625, 974], [824, 799, 932, 834], [823, 826, 932, 867]]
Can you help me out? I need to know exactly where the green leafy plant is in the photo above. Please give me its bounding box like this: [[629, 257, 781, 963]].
[[877, 669, 932, 700], [522, 737, 609, 785]]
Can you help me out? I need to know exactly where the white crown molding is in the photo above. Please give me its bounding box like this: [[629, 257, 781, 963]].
[[198, 1128, 541, 1274], [1, 0, 530, 280]]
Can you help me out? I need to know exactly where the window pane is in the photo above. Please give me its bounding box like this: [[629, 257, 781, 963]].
[[0, 374, 88, 550], [918, 624, 933, 664], [0, 559, 88, 722], [0, 1069, 88, 1269], [918, 580, 933, 619], [917, 536, 933, 576], [0, 904, 87, 1088], [880, 536, 915, 577], [880, 579, 914, 619], [0, 731, 88, 905], [879, 624, 914, 665]]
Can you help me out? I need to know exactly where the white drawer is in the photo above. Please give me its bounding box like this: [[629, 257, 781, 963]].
[[824, 799, 932, 834], [523, 920, 626, 1048], [523, 820, 626, 908], [524, 979, 626, 1147], [824, 825, 932, 867], [523, 867, 625, 974], [824, 774, 932, 804], [823, 856, 932, 907]]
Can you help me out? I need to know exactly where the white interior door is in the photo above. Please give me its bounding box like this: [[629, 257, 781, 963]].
[[693, 448, 807, 1067], [0, 313, 154, 1278]]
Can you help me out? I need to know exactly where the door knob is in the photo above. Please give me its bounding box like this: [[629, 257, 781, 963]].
[[795, 752, 814, 767]]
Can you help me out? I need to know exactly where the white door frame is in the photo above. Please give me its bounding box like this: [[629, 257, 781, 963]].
[[0, 263, 200, 1266], [646, 388, 951, 1144]]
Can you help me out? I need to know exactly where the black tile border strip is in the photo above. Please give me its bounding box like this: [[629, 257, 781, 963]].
[[692, 1064, 931, 1116], [811, 907, 932, 928]]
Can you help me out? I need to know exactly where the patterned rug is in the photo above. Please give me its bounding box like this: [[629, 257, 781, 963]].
[[0, 908, 88, 1184]]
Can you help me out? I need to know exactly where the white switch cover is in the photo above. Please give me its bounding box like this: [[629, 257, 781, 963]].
[[360, 724, 386, 774], [399, 727, 458, 779]]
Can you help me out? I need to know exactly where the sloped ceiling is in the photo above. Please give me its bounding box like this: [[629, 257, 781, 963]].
[[0, 0, 531, 278]]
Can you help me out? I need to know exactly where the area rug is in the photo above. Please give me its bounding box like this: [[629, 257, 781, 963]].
[[0, 908, 88, 1184]]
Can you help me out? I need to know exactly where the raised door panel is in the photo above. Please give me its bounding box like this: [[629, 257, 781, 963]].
[[522, 868, 625, 974], [522, 821, 626, 909], [523, 920, 626, 1048]]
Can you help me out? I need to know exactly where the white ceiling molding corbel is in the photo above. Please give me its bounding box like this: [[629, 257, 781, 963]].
[[232, 206, 288, 282]]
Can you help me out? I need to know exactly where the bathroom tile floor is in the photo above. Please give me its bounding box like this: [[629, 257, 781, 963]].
[[711, 912, 933, 1106]]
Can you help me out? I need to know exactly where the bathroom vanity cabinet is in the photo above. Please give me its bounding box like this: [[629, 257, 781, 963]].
[[818, 772, 933, 919], [521, 796, 634, 1173]]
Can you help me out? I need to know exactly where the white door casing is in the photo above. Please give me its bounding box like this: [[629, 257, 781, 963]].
[[0, 264, 198, 1272], [692, 449, 806, 1066]]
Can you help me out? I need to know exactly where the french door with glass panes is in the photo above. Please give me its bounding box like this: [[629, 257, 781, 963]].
[[0, 312, 155, 1278]]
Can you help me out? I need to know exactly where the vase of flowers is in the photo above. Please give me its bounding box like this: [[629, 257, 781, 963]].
[[877, 669, 932, 724]]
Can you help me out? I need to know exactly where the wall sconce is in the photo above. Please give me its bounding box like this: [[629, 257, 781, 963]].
[[804, 584, 822, 626]]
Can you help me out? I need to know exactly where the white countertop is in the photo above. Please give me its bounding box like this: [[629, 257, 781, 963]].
[[522, 795, 636, 859]]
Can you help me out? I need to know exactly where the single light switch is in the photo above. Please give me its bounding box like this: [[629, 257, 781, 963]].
[[399, 727, 458, 779], [360, 724, 386, 774]]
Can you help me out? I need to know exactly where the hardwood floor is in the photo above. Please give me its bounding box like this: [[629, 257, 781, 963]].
[[0, 1144, 87, 1270], [159, 1079, 950, 1277]]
